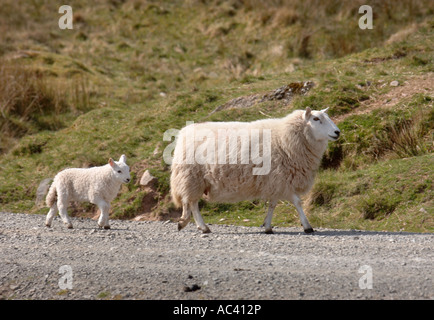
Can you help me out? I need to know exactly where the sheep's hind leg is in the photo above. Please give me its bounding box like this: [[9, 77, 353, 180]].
[[191, 201, 211, 233], [262, 200, 277, 234], [57, 201, 73, 229], [177, 202, 191, 231], [45, 204, 58, 227], [289, 194, 314, 233]]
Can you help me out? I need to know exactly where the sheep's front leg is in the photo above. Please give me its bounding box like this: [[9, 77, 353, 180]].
[[262, 200, 277, 234], [191, 201, 211, 233], [97, 201, 111, 230], [289, 194, 314, 233]]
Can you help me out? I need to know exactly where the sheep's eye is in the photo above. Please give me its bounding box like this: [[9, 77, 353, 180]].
[[117, 170, 122, 173], [313, 117, 320, 121]]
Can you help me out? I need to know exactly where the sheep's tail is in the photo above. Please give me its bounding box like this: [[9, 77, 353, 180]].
[[46, 182, 57, 207]]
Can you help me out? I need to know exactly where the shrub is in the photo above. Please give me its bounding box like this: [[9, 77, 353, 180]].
[[307, 180, 339, 208], [358, 194, 398, 220], [0, 60, 90, 154], [0, 63, 68, 136], [372, 109, 432, 159]]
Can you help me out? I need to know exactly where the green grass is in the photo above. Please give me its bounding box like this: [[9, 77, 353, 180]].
[[308, 155, 433, 232], [0, 1, 433, 233]]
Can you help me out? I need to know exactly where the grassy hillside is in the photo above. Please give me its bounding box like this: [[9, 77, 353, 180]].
[[0, 0, 433, 232]]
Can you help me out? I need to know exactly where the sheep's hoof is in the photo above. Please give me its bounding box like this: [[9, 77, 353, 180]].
[[45, 223, 51, 228], [264, 229, 274, 234], [304, 227, 314, 234], [66, 224, 73, 229], [201, 227, 211, 234], [104, 225, 111, 230], [178, 219, 191, 231]]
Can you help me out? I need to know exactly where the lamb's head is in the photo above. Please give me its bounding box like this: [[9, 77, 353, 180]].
[[303, 107, 340, 142], [108, 154, 131, 183]]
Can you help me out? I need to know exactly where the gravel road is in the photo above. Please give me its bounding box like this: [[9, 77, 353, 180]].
[[0, 212, 432, 300]]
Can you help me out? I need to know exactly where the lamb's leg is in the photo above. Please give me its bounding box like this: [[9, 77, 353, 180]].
[[177, 202, 191, 231], [45, 204, 58, 227], [57, 200, 73, 229], [289, 194, 314, 233], [97, 201, 111, 230], [191, 201, 211, 233], [262, 200, 277, 234]]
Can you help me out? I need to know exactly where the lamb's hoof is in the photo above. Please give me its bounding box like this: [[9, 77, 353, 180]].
[[104, 225, 111, 230], [177, 222, 184, 231], [264, 229, 274, 234], [45, 223, 51, 228], [304, 227, 315, 234], [66, 224, 73, 229]]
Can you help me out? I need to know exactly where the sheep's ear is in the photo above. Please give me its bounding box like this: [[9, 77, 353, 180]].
[[304, 107, 312, 120], [109, 158, 116, 167], [321, 107, 329, 113], [119, 154, 127, 163]]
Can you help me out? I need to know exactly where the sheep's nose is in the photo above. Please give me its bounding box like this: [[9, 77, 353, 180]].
[[126, 178, 130, 182], [334, 130, 340, 137]]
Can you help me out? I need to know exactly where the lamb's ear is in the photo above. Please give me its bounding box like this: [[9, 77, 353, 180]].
[[119, 154, 127, 163], [304, 107, 312, 120], [321, 107, 329, 113], [108, 158, 116, 168]]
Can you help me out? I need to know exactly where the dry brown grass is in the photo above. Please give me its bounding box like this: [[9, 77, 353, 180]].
[[372, 109, 433, 159], [0, 63, 65, 131], [0, 60, 90, 153]]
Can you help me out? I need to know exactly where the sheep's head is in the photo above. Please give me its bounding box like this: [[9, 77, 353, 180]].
[[109, 154, 131, 183], [304, 107, 340, 142]]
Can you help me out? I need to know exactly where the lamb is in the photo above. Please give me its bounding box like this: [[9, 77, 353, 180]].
[[170, 107, 340, 234], [45, 155, 131, 229]]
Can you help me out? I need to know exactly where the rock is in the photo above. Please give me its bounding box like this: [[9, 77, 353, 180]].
[[152, 144, 160, 155], [390, 80, 399, 87], [35, 178, 53, 207], [208, 71, 218, 78], [209, 81, 315, 115], [260, 81, 315, 103], [140, 170, 157, 187], [183, 284, 201, 292]]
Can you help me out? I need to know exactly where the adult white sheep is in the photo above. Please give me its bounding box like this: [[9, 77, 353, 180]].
[[45, 155, 131, 229], [170, 107, 340, 234]]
